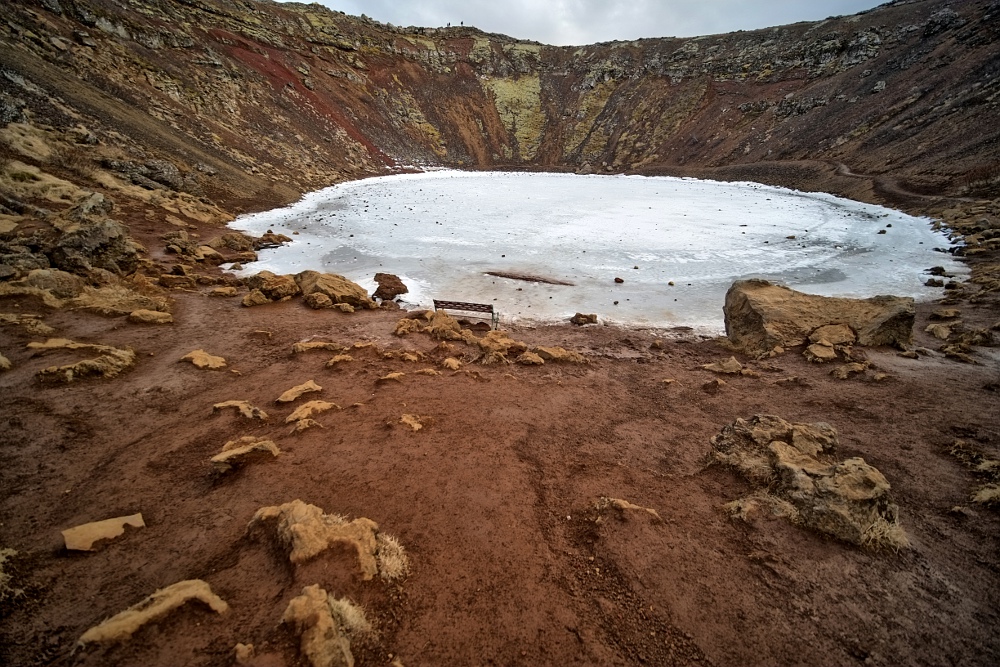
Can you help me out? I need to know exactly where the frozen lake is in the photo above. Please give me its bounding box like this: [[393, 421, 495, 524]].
[[228, 170, 963, 330]]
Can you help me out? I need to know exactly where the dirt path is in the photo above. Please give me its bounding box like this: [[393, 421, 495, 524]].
[[1, 289, 999, 667]]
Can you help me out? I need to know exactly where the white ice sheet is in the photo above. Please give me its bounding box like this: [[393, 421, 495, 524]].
[[227, 171, 964, 330]]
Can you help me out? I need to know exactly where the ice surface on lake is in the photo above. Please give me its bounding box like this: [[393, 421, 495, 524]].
[[228, 171, 964, 330]]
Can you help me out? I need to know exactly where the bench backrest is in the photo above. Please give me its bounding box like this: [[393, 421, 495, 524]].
[[433, 299, 494, 314]]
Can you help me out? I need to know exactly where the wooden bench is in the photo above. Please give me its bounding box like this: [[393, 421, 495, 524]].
[[433, 299, 499, 329]]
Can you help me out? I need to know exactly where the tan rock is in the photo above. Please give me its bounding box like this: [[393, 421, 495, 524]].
[[295, 270, 375, 309], [158, 274, 195, 289], [400, 414, 425, 431], [211, 437, 280, 473], [724, 279, 914, 356], [181, 349, 226, 369], [377, 372, 406, 383], [325, 354, 353, 367], [0, 313, 56, 336], [62, 514, 145, 551], [276, 380, 322, 403], [246, 271, 301, 300], [570, 312, 598, 325], [711, 415, 907, 549], [29, 338, 136, 382], [248, 500, 379, 577], [702, 356, 743, 374], [334, 303, 355, 313], [304, 292, 334, 309], [929, 308, 961, 320], [804, 341, 839, 363], [290, 418, 324, 434], [809, 324, 856, 346], [791, 423, 838, 457], [702, 378, 727, 393], [213, 400, 268, 420], [18, 268, 84, 298], [197, 246, 224, 264], [831, 362, 868, 380], [925, 323, 954, 340], [234, 643, 255, 665], [0, 352, 9, 371], [516, 351, 545, 365], [281, 585, 353, 667], [71, 283, 171, 318], [413, 368, 441, 376], [286, 400, 339, 423], [128, 309, 173, 324], [241, 288, 271, 307], [533, 346, 586, 363], [77, 580, 228, 645], [210, 286, 238, 297]]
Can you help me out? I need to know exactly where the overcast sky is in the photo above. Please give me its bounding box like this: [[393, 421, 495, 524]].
[[292, 1, 887, 45]]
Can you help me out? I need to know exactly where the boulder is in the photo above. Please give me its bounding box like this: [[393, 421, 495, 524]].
[[304, 292, 334, 309], [711, 415, 907, 548], [724, 279, 914, 356], [372, 272, 408, 300], [241, 289, 270, 307], [49, 219, 141, 275], [295, 270, 374, 309], [246, 271, 300, 300], [570, 312, 598, 325], [18, 269, 84, 298]]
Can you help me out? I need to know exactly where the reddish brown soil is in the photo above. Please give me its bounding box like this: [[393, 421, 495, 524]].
[[2, 290, 999, 667]]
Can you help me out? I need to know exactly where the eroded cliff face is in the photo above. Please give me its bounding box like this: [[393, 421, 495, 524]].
[[0, 0, 998, 212]]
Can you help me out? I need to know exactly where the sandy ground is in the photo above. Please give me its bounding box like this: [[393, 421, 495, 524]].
[[1, 288, 999, 667]]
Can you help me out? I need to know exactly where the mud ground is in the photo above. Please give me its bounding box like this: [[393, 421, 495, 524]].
[[1, 287, 999, 667]]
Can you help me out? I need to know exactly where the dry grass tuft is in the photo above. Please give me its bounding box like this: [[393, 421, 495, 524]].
[[376, 532, 410, 582], [861, 516, 911, 552], [328, 596, 373, 637]]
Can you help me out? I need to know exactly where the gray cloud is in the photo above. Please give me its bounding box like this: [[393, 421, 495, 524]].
[[303, 0, 885, 45]]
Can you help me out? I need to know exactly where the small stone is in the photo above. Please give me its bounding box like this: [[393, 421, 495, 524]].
[[804, 341, 838, 363], [181, 350, 226, 369], [702, 378, 727, 393], [614, 277, 624, 284], [128, 309, 173, 324]]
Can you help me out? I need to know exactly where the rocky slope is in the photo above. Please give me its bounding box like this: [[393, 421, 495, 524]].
[[1, 0, 999, 202]]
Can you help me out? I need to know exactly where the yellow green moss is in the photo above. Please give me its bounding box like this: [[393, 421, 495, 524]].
[[483, 74, 543, 161]]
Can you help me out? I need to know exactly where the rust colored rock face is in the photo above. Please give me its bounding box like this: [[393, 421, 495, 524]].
[[724, 279, 914, 356]]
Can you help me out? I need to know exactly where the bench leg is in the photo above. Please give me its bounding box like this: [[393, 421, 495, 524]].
[[492, 312, 499, 330]]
